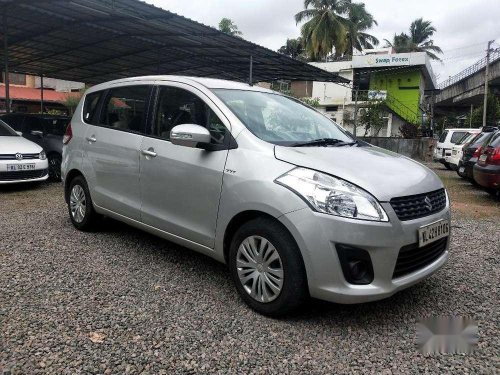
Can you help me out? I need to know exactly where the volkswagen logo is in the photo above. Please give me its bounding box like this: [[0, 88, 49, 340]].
[[15, 153, 23, 161], [424, 196, 433, 211]]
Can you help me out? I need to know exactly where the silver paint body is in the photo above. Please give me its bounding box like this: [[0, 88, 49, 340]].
[[62, 76, 450, 304]]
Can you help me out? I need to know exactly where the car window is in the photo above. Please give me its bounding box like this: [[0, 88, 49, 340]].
[[42, 118, 69, 136], [0, 119, 19, 136], [83, 91, 102, 125], [456, 132, 474, 145], [1, 114, 25, 131], [100, 86, 150, 133], [450, 131, 467, 144], [438, 130, 448, 143], [488, 132, 500, 147], [154, 86, 228, 145], [23, 116, 43, 133]]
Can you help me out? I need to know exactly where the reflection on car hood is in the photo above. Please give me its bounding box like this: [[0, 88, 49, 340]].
[[0, 136, 43, 154], [274, 145, 443, 201]]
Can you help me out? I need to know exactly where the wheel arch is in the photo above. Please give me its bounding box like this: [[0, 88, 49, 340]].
[[64, 169, 84, 203]]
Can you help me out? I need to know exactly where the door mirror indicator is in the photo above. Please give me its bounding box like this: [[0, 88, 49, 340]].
[[170, 124, 211, 149]]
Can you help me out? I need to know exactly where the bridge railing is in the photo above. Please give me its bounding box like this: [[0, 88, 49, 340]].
[[437, 49, 500, 89]]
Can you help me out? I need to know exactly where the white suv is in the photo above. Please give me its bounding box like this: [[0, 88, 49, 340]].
[[434, 128, 481, 169]]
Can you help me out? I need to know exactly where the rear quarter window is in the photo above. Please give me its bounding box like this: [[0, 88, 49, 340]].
[[450, 131, 468, 144], [83, 91, 103, 125], [438, 130, 448, 143]]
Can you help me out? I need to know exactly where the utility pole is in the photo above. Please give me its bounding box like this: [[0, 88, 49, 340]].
[[482, 40, 494, 127], [352, 87, 359, 137], [469, 104, 473, 128]]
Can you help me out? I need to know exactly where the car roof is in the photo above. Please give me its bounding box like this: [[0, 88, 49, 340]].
[[86, 75, 275, 94]]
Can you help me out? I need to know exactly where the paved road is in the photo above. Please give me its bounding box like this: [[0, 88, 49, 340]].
[[0, 177, 498, 374]]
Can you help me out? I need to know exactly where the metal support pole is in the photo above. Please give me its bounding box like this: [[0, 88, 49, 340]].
[[3, 12, 10, 114], [353, 87, 359, 137], [249, 55, 253, 86], [482, 40, 494, 127], [40, 74, 44, 114], [469, 104, 473, 128], [430, 91, 435, 134]]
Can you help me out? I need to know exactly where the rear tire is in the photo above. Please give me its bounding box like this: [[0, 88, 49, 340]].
[[67, 176, 100, 231], [228, 217, 308, 317], [444, 162, 452, 170], [48, 154, 62, 181]]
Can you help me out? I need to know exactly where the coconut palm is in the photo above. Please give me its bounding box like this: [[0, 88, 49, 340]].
[[295, 0, 350, 61], [218, 18, 242, 36], [384, 18, 442, 60], [342, 2, 379, 56], [278, 38, 305, 60]]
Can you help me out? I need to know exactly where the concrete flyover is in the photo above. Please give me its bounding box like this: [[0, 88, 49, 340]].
[[435, 50, 500, 111]]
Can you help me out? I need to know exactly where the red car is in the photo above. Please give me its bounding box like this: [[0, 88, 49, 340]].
[[473, 130, 500, 198]]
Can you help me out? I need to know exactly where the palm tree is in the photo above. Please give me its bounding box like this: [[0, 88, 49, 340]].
[[218, 18, 242, 36], [342, 2, 379, 56], [295, 0, 350, 61], [384, 18, 442, 60], [278, 38, 306, 60]]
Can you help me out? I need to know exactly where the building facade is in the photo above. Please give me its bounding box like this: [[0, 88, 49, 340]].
[[291, 49, 436, 137]]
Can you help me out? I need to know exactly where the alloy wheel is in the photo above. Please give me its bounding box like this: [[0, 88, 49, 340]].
[[70, 185, 86, 223], [236, 235, 284, 303]]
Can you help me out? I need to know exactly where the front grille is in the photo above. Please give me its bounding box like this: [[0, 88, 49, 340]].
[[0, 169, 48, 181], [0, 153, 40, 160], [390, 189, 446, 221], [393, 237, 447, 279]]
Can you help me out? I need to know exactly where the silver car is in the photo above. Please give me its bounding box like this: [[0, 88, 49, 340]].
[[62, 76, 450, 316]]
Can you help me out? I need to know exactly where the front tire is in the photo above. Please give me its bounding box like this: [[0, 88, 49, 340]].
[[67, 176, 100, 231], [229, 218, 308, 316]]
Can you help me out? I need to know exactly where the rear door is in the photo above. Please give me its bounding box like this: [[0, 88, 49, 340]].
[[83, 83, 153, 221], [139, 83, 231, 248]]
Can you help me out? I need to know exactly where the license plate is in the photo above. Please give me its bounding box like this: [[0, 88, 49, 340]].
[[419, 220, 450, 248], [479, 154, 487, 162], [452, 150, 457, 155], [459, 166, 465, 174], [6, 163, 36, 171]]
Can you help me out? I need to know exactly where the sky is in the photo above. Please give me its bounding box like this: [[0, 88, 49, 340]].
[[146, 0, 500, 83]]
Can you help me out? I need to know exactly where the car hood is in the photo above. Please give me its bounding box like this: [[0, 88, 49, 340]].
[[274, 145, 443, 201], [0, 136, 43, 154]]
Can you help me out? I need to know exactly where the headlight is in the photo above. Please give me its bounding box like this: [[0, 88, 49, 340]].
[[275, 167, 388, 222], [39, 151, 47, 160]]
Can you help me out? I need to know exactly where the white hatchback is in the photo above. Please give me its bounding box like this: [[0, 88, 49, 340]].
[[446, 131, 480, 170], [0, 119, 48, 184], [434, 128, 481, 169]]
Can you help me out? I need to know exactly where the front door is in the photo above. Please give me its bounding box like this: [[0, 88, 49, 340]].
[[140, 84, 231, 248], [84, 84, 152, 221]]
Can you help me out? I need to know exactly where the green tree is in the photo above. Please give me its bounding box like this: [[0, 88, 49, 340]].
[[384, 18, 442, 60], [359, 100, 386, 136], [278, 38, 306, 60], [218, 18, 242, 36], [467, 94, 500, 127], [295, 0, 350, 61], [342, 2, 379, 56]]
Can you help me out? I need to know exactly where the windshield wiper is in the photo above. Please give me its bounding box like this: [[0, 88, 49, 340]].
[[291, 138, 357, 147]]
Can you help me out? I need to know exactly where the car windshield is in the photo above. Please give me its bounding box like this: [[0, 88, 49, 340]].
[[0, 119, 19, 136], [212, 89, 353, 145]]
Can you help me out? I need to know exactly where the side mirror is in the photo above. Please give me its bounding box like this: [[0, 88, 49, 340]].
[[15, 131, 23, 136], [170, 124, 211, 149], [31, 130, 44, 138]]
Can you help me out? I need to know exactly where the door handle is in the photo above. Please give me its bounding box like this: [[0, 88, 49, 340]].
[[86, 135, 97, 143], [141, 148, 157, 158]]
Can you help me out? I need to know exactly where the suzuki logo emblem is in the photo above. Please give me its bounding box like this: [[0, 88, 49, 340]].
[[424, 196, 433, 211], [15, 153, 23, 160]]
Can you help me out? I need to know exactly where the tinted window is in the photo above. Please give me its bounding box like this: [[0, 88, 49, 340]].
[[154, 86, 228, 144], [1, 114, 24, 131], [450, 131, 467, 144], [488, 132, 500, 147], [100, 86, 150, 133], [83, 91, 102, 125], [23, 116, 43, 132], [0, 119, 18, 136], [438, 130, 448, 143], [42, 118, 69, 136]]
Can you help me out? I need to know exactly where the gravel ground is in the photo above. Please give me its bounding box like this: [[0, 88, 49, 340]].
[[1, 168, 499, 374]]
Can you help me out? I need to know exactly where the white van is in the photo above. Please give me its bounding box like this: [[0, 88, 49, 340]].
[[434, 128, 481, 169]]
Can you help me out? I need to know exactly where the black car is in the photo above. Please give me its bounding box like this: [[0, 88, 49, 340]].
[[458, 127, 498, 180], [0, 113, 69, 180]]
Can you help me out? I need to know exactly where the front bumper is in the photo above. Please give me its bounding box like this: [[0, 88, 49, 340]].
[[279, 201, 450, 304], [0, 159, 49, 184]]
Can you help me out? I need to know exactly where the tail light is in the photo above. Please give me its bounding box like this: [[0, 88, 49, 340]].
[[472, 146, 483, 158], [63, 122, 72, 145], [490, 146, 500, 165]]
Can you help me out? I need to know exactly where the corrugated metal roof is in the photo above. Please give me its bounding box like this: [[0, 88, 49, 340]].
[[0, 0, 348, 85]]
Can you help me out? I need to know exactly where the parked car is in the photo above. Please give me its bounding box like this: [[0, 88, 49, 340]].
[[0, 119, 48, 184], [62, 76, 450, 316], [434, 128, 480, 169], [473, 130, 500, 197], [0, 113, 70, 180], [458, 127, 498, 180], [447, 130, 481, 170]]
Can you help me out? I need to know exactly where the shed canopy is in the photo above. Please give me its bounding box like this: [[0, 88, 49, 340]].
[[0, 0, 347, 85]]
